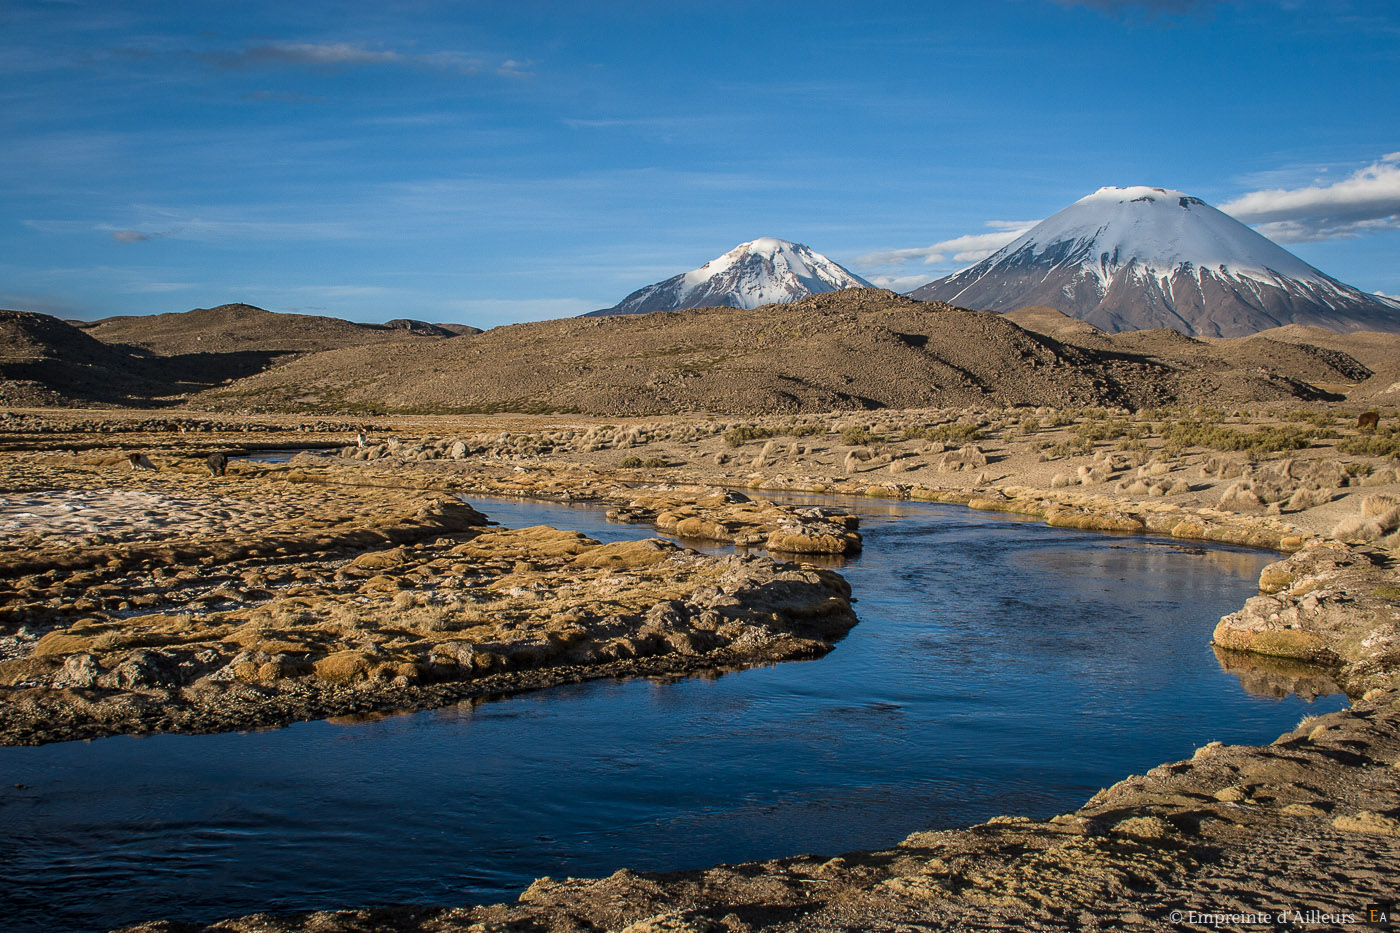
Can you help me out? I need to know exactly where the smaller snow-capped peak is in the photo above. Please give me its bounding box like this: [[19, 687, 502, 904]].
[[680, 238, 868, 301], [589, 238, 871, 316]]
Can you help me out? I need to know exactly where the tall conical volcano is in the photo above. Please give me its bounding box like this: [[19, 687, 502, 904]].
[[587, 238, 871, 316], [909, 186, 1399, 337]]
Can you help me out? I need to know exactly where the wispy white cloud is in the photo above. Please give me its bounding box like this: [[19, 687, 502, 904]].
[[563, 116, 701, 130], [0, 261, 207, 315], [121, 281, 194, 294], [861, 273, 936, 292], [28, 214, 362, 243], [495, 59, 533, 78], [207, 42, 402, 68], [111, 230, 160, 243], [855, 220, 1038, 268], [290, 284, 393, 299], [240, 90, 326, 104], [204, 42, 484, 74], [1220, 152, 1400, 243]]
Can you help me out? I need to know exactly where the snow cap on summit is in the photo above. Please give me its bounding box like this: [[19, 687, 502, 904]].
[[590, 238, 870, 316], [1017, 185, 1324, 280], [908, 186, 1399, 336]]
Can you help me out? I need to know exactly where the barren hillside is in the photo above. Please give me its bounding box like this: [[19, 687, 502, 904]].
[[0, 310, 171, 406], [197, 290, 1360, 415], [78, 303, 439, 356], [4, 304, 463, 406]]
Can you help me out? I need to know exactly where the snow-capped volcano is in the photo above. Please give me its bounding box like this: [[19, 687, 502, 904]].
[[909, 186, 1399, 337], [587, 238, 871, 316]]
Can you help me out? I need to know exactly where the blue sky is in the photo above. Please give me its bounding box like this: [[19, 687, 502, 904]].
[[3, 0, 1398, 327]]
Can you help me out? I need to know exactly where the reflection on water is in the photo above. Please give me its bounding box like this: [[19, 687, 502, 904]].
[[1213, 647, 1345, 701], [0, 494, 1351, 933]]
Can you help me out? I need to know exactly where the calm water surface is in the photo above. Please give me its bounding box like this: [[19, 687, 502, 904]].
[[0, 495, 1347, 933]]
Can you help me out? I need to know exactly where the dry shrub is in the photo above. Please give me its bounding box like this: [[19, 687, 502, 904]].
[[1361, 468, 1399, 486], [1333, 515, 1386, 542], [91, 630, 126, 651], [937, 445, 987, 473], [1200, 456, 1248, 480], [1219, 482, 1262, 512], [407, 607, 457, 633], [1361, 494, 1399, 518], [328, 604, 367, 634], [1077, 465, 1108, 485], [1286, 487, 1332, 511], [269, 606, 318, 627]]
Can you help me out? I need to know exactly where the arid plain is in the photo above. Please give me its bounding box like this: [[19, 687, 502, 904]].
[[3, 294, 1400, 931]]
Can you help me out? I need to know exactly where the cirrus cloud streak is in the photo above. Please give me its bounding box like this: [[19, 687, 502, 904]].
[[202, 42, 486, 75]]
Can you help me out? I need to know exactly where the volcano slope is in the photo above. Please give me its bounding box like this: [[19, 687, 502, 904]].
[[197, 291, 1355, 416]]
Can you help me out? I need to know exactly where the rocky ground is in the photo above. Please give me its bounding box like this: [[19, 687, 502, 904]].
[[0, 446, 857, 745], [1, 402, 1398, 931]]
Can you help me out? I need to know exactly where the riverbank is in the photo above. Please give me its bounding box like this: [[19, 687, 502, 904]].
[[1, 404, 1397, 930], [0, 453, 856, 745]]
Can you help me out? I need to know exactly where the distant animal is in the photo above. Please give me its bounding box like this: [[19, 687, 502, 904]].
[[1358, 411, 1380, 430], [205, 452, 228, 477], [356, 428, 367, 448], [127, 452, 156, 471]]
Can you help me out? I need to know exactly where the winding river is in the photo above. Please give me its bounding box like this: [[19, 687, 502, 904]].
[[0, 495, 1347, 933]]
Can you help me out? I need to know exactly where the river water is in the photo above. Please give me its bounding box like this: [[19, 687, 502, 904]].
[[0, 495, 1347, 933]]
